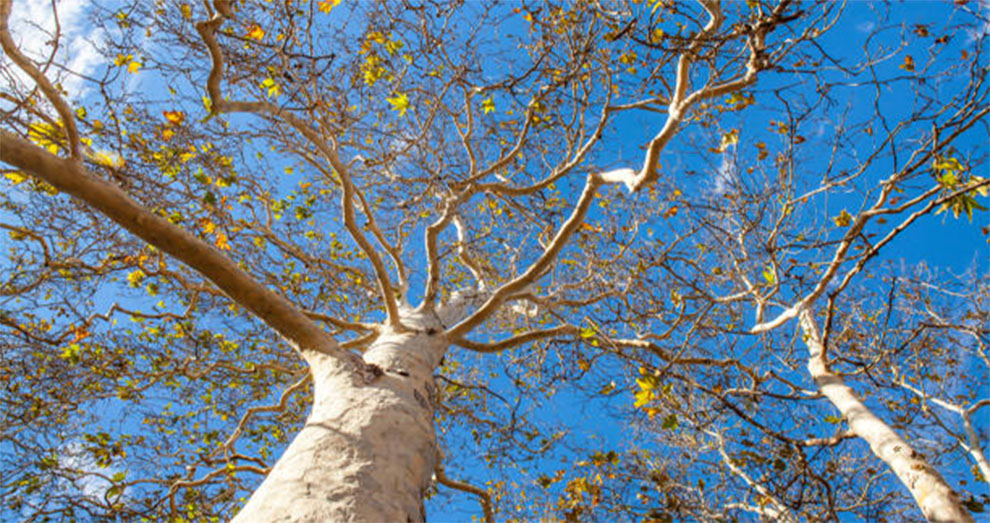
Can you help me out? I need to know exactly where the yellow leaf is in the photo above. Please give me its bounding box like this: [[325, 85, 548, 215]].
[[720, 129, 739, 151], [4, 172, 28, 184], [246, 24, 265, 41], [163, 111, 185, 125], [180, 4, 192, 19], [127, 270, 146, 287], [261, 77, 280, 98], [317, 0, 341, 13], [970, 176, 988, 197], [833, 209, 853, 227], [481, 97, 495, 114], [633, 388, 653, 408], [199, 219, 216, 234], [127, 60, 142, 74], [387, 92, 410, 117], [114, 54, 133, 66], [28, 121, 63, 153]]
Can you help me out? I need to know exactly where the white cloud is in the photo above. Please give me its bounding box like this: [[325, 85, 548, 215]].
[[710, 149, 739, 197], [855, 21, 875, 34], [7, 0, 104, 100], [58, 440, 128, 504]]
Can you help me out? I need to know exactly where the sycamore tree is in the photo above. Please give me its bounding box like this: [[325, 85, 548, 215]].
[[605, 34, 988, 522], [0, 0, 986, 521]]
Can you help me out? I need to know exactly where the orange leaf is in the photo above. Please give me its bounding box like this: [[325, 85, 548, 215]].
[[246, 24, 265, 41], [215, 232, 231, 251], [163, 111, 185, 125], [899, 55, 915, 72]]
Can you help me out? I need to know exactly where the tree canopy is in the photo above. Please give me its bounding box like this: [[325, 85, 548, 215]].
[[1, 0, 987, 521]]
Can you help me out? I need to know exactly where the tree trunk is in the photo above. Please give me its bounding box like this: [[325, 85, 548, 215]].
[[799, 309, 973, 523], [233, 325, 447, 522]]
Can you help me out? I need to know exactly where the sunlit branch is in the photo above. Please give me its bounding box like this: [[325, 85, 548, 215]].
[[798, 431, 855, 447], [212, 373, 310, 461], [303, 310, 378, 333], [0, 0, 81, 159], [475, 74, 614, 197], [194, 6, 403, 329], [336, 163, 404, 328], [452, 325, 577, 354], [601, 0, 724, 191], [339, 330, 381, 352], [0, 131, 346, 361], [354, 187, 408, 297], [707, 429, 799, 523], [464, 98, 538, 183], [896, 381, 990, 481], [434, 462, 494, 523], [611, 338, 758, 382], [445, 173, 602, 339], [799, 308, 973, 522], [752, 105, 989, 334], [455, 87, 479, 177], [422, 191, 471, 309], [452, 214, 487, 291]]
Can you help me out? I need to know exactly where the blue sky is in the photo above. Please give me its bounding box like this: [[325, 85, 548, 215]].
[[2, 0, 987, 520]]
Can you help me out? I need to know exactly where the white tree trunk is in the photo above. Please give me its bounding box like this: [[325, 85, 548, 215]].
[[799, 309, 973, 523], [233, 323, 447, 522]]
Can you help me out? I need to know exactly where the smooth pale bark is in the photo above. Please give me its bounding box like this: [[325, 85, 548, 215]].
[[799, 309, 973, 523], [233, 312, 448, 522]]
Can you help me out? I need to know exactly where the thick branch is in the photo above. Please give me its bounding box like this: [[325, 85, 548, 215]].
[[445, 173, 602, 339], [194, 8, 403, 329], [435, 462, 494, 523], [0, 131, 342, 358], [799, 308, 973, 522], [601, 0, 794, 193], [452, 325, 577, 354]]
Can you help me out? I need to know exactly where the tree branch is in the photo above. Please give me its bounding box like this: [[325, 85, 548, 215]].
[[0, 131, 343, 359], [445, 173, 602, 339], [0, 0, 81, 158]]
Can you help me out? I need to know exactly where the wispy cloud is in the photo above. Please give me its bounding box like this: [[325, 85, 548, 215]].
[[7, 0, 104, 100], [855, 21, 876, 34], [710, 149, 739, 197]]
